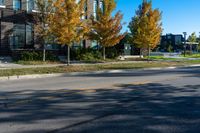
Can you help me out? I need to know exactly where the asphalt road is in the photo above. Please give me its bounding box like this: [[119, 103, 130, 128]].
[[0, 67, 200, 133]]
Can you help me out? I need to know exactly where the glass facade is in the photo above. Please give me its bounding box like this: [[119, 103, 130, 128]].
[[26, 24, 33, 47], [10, 24, 33, 49], [0, 0, 4, 5], [27, 0, 34, 12], [100, 0, 104, 12], [93, 0, 98, 19], [93, 0, 104, 19], [13, 0, 22, 10], [81, 2, 87, 20], [91, 40, 98, 48], [45, 35, 59, 50]]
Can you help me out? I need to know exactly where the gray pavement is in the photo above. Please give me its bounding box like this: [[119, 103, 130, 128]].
[[0, 67, 200, 133], [0, 62, 22, 69], [0, 62, 64, 69]]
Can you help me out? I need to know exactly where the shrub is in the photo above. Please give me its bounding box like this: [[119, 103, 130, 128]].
[[79, 50, 102, 61], [71, 47, 119, 61], [21, 51, 40, 61], [71, 47, 102, 61], [182, 50, 192, 56], [20, 51, 58, 61], [81, 52, 96, 61], [46, 52, 58, 61], [106, 47, 119, 59]]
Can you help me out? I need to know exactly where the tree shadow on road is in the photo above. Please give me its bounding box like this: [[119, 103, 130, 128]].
[[69, 66, 200, 78], [0, 82, 200, 133]]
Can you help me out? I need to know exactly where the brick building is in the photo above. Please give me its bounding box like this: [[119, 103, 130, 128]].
[[0, 0, 102, 56]]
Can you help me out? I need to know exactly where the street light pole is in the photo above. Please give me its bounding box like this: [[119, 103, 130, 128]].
[[183, 32, 187, 57]]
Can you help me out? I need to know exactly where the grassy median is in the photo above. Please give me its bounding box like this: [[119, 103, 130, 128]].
[[1, 60, 200, 77]]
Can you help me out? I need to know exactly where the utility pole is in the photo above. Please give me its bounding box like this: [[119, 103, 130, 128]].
[[183, 32, 187, 57]]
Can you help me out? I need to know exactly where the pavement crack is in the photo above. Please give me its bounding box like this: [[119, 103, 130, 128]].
[[46, 112, 116, 133]]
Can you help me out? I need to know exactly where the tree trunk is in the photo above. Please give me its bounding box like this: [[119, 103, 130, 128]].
[[42, 22, 46, 62], [67, 45, 70, 66], [103, 47, 106, 60], [190, 44, 192, 55], [148, 45, 151, 62], [140, 48, 143, 58], [43, 44, 46, 62]]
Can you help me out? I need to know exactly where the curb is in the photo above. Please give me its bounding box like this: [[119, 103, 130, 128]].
[[0, 73, 66, 81], [0, 64, 200, 82]]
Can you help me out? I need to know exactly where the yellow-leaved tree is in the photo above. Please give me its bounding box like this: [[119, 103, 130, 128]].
[[88, 0, 125, 60], [129, 0, 162, 59], [49, 0, 87, 65], [188, 32, 197, 55]]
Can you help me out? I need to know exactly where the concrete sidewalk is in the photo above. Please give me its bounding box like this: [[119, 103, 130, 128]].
[[0, 63, 65, 69]]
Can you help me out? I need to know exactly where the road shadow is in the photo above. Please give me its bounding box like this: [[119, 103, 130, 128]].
[[68, 66, 200, 78], [0, 83, 200, 133]]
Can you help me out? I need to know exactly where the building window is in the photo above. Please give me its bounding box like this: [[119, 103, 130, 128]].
[[10, 24, 25, 49], [10, 24, 34, 49], [93, 0, 98, 19], [26, 24, 34, 47], [99, 0, 104, 13], [13, 0, 22, 10], [0, 0, 5, 8], [27, 0, 40, 12], [81, 1, 87, 20], [0, 0, 4, 5], [91, 40, 98, 48], [27, 0, 34, 12]]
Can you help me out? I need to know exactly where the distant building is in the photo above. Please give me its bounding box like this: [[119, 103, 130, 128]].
[[159, 34, 184, 52], [159, 33, 199, 53], [115, 34, 138, 56]]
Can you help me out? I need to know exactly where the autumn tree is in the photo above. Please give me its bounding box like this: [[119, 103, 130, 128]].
[[49, 0, 87, 65], [129, 0, 162, 58], [188, 32, 197, 42], [88, 0, 125, 60], [188, 32, 197, 54], [197, 35, 200, 52], [34, 0, 54, 61]]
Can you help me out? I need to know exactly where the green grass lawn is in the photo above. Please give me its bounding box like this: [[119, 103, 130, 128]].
[[15, 59, 120, 65], [149, 54, 200, 61], [15, 58, 146, 65], [1, 60, 200, 77], [148, 56, 179, 61], [180, 54, 200, 58], [15, 60, 64, 65]]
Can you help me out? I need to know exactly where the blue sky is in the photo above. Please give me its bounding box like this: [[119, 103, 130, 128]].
[[114, 0, 200, 36]]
